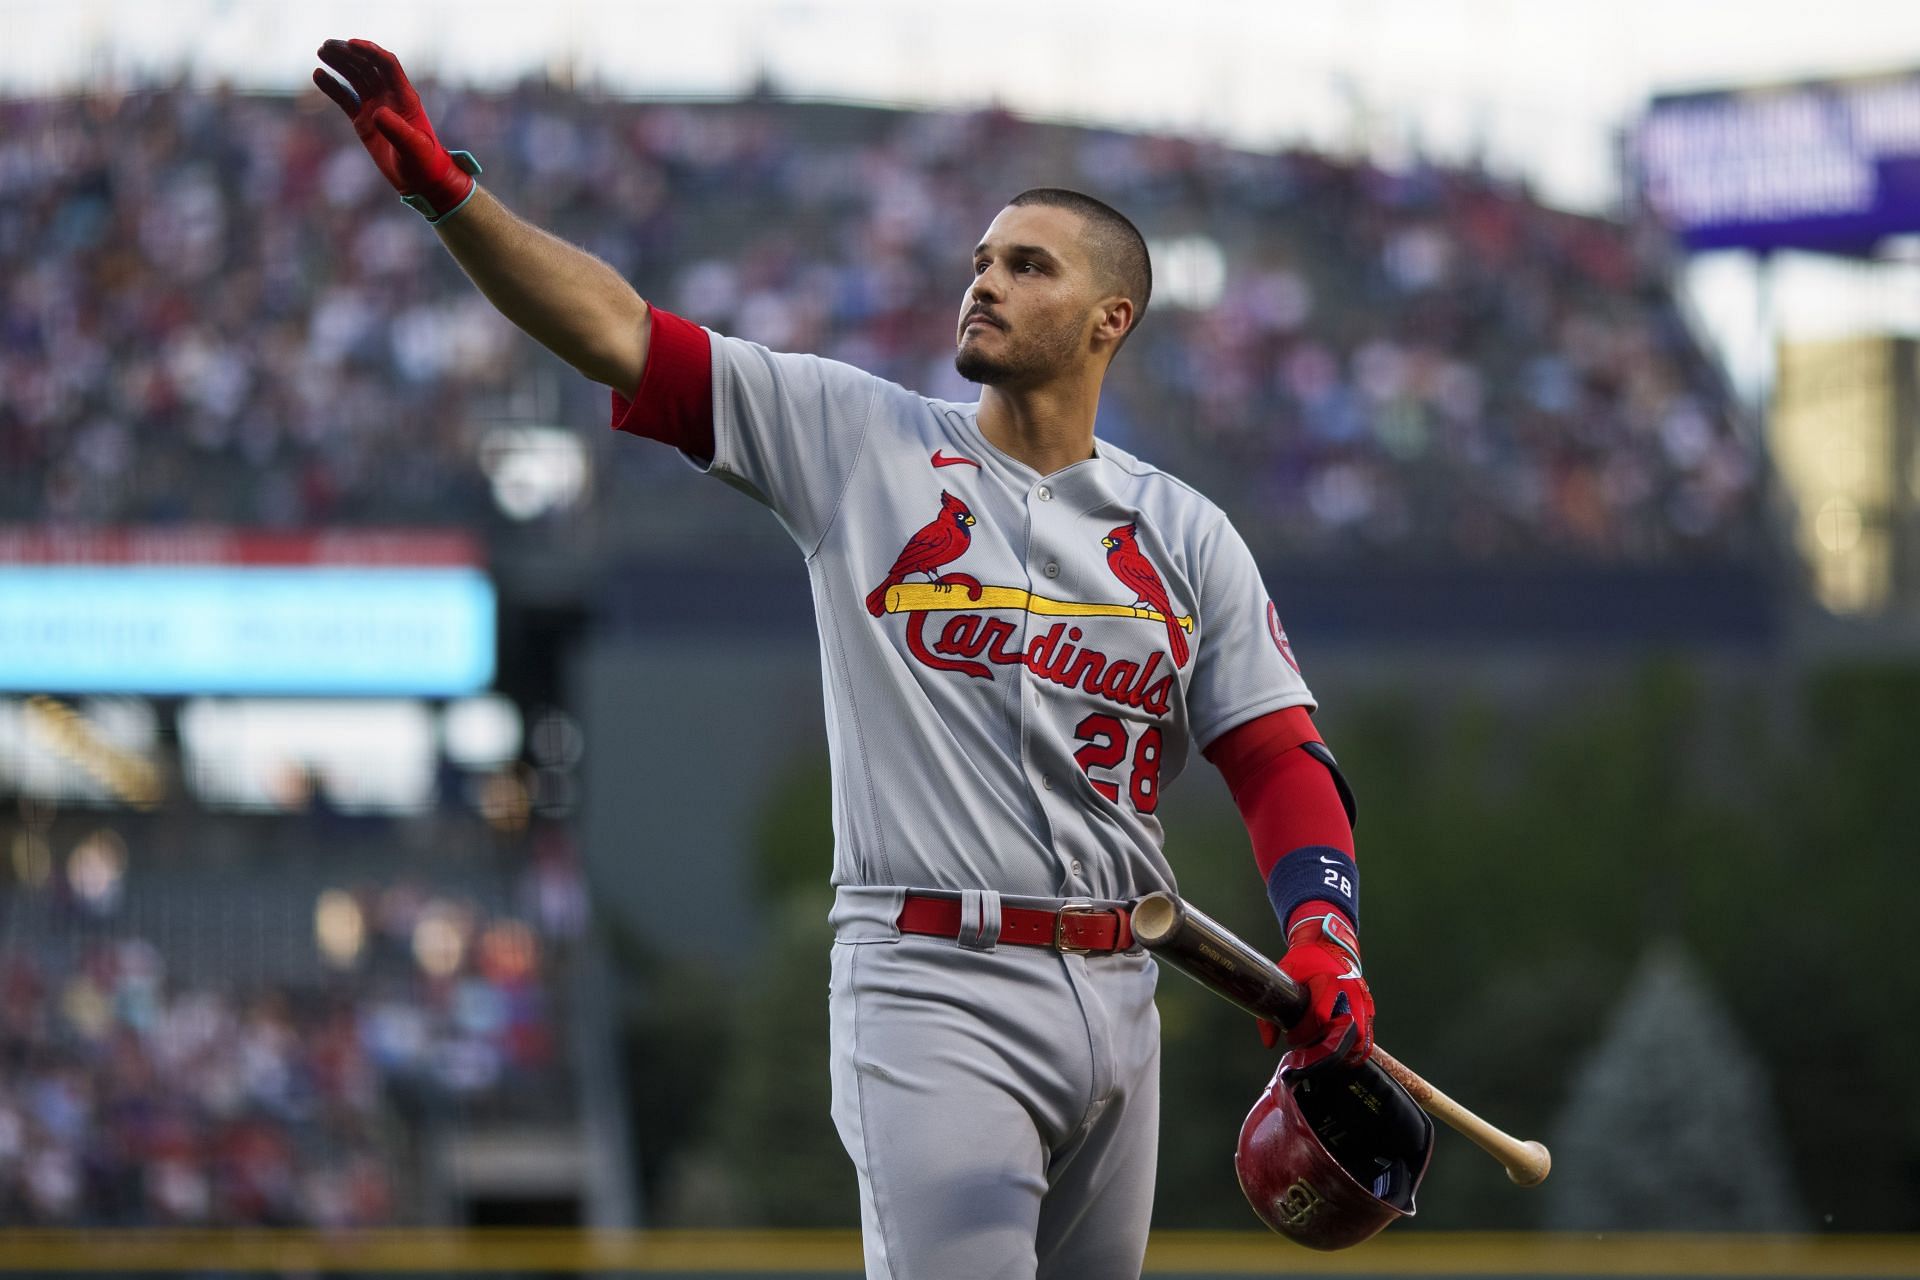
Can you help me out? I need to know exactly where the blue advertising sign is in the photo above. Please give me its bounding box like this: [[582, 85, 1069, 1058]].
[[1635, 71, 1920, 254], [0, 567, 496, 695]]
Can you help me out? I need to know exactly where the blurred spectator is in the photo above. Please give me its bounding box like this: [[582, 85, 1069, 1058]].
[[0, 861, 579, 1225], [0, 84, 1754, 560]]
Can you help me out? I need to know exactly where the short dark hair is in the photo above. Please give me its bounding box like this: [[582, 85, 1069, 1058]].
[[1008, 188, 1151, 348]]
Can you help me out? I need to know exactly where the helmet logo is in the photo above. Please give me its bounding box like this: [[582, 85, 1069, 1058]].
[[1275, 1178, 1325, 1228]]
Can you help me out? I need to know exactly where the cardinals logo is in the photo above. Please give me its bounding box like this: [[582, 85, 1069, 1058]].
[[866, 491, 977, 617], [1101, 524, 1189, 669], [867, 496, 1197, 715], [1267, 601, 1301, 675]]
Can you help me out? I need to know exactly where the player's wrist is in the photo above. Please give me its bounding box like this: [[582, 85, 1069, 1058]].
[[401, 149, 482, 223], [1284, 907, 1361, 969], [1285, 900, 1356, 943], [1265, 845, 1359, 936]]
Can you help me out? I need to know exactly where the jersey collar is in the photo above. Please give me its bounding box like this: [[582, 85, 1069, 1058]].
[[949, 402, 1112, 486]]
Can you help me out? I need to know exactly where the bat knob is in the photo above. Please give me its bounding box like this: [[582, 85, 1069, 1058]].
[[1505, 1140, 1551, 1186]]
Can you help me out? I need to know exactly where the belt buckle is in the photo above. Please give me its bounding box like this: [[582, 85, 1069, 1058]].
[[1053, 906, 1106, 955]]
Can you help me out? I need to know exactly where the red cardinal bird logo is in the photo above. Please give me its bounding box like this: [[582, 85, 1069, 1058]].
[[867, 491, 978, 616], [1102, 523, 1190, 668]]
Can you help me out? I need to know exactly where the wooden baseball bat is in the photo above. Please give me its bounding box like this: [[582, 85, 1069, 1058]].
[[1129, 890, 1552, 1187]]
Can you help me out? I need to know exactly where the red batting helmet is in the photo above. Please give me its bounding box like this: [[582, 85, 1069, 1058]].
[[1234, 1050, 1435, 1250]]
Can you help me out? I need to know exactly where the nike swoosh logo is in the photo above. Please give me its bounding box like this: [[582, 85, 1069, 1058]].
[[1319, 854, 1342, 865], [931, 450, 980, 469]]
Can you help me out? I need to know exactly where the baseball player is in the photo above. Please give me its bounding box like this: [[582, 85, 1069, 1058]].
[[316, 40, 1375, 1277]]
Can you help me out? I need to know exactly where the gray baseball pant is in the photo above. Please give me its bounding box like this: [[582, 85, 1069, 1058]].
[[828, 886, 1162, 1280]]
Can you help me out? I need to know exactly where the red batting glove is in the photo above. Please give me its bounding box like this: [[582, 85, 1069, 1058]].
[[313, 39, 479, 221], [1259, 909, 1374, 1072]]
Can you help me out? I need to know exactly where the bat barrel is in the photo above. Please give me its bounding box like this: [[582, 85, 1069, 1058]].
[[1127, 891, 1184, 944], [1130, 890, 1307, 1026]]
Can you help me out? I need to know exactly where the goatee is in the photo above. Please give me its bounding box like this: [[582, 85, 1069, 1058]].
[[956, 326, 1074, 387], [955, 345, 1019, 385]]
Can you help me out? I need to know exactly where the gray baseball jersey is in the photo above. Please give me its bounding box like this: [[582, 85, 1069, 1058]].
[[618, 314, 1316, 1278], [693, 329, 1316, 898]]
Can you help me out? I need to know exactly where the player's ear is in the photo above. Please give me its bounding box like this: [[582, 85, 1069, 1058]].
[[1095, 295, 1135, 349]]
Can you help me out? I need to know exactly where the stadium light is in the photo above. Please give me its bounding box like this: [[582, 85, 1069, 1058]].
[[479, 425, 589, 521]]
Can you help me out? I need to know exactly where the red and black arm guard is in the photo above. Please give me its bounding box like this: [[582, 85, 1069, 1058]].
[[1205, 705, 1374, 1068], [609, 306, 715, 462], [1203, 704, 1358, 934]]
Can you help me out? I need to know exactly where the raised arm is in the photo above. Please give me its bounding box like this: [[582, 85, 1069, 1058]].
[[313, 39, 650, 392], [432, 190, 651, 391]]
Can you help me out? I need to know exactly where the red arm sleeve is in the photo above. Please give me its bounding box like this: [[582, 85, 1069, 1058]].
[[609, 306, 715, 461], [1203, 705, 1358, 933]]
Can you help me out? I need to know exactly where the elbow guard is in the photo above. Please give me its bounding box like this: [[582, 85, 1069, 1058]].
[[1300, 739, 1357, 829]]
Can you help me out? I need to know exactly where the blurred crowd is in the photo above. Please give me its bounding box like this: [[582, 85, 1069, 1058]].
[[0, 81, 1757, 560], [0, 858, 582, 1226]]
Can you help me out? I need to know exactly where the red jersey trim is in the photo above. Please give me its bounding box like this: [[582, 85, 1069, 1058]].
[[609, 306, 715, 460]]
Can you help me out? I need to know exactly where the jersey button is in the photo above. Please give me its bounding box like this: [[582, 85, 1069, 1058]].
[[1041, 776, 1054, 791], [1037, 485, 1052, 502], [1043, 561, 1060, 579], [1070, 859, 1083, 875]]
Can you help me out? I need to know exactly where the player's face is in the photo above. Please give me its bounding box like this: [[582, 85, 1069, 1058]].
[[956, 204, 1109, 388]]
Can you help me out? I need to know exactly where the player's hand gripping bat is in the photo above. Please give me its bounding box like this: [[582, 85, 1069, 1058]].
[[1129, 890, 1552, 1186]]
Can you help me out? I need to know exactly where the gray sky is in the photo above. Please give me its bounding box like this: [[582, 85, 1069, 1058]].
[[8, 0, 1920, 389]]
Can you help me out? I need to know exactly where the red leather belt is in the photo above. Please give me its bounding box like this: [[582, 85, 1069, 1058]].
[[897, 894, 1135, 954]]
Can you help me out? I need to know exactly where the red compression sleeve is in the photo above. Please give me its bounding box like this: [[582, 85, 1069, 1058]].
[[609, 306, 715, 461], [1204, 705, 1357, 932]]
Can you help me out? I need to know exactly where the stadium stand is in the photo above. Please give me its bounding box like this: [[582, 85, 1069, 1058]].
[[0, 84, 1759, 562], [0, 802, 591, 1226]]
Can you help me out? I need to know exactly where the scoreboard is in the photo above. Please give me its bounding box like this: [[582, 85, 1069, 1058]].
[[1635, 70, 1920, 254]]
